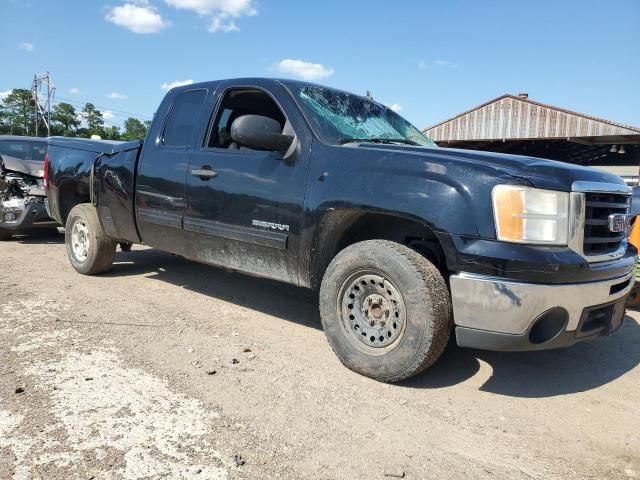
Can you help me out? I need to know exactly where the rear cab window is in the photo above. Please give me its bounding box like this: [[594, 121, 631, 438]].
[[161, 89, 208, 147]]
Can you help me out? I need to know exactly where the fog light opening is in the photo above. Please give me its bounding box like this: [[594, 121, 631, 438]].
[[529, 307, 568, 345]]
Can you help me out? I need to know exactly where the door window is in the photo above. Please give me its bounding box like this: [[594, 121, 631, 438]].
[[207, 89, 287, 150], [162, 89, 207, 147]]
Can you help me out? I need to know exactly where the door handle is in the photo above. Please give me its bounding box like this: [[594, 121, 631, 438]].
[[191, 166, 217, 180]]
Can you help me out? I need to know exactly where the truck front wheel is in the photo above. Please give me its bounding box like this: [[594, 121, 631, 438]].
[[319, 240, 452, 382], [65, 204, 117, 275], [0, 229, 11, 241]]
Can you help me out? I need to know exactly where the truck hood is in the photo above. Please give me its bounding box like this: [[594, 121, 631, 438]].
[[358, 144, 627, 191], [0, 155, 44, 178]]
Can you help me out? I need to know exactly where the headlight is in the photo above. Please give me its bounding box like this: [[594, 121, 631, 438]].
[[492, 185, 569, 245]]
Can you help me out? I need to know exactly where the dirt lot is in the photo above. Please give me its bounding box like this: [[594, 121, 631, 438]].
[[1, 230, 639, 479]]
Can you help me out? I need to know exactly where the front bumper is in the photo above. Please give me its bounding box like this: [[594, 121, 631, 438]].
[[450, 270, 634, 351], [0, 198, 57, 231]]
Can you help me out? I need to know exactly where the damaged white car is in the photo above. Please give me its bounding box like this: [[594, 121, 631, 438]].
[[0, 136, 58, 240]]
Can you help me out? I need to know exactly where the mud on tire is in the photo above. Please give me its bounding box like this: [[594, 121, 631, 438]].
[[65, 203, 117, 275], [319, 240, 452, 383]]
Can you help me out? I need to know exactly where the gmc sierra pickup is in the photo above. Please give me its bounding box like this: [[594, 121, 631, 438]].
[[46, 78, 636, 382]]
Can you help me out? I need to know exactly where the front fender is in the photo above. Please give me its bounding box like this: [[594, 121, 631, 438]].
[[297, 143, 530, 287]]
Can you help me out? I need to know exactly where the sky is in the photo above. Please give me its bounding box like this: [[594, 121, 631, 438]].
[[1, 0, 639, 130]]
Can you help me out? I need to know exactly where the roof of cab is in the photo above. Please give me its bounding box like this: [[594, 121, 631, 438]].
[[167, 77, 373, 103]]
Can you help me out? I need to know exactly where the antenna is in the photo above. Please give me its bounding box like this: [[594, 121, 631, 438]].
[[31, 72, 56, 137]]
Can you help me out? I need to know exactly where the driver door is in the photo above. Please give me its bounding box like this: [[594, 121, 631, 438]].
[[182, 84, 310, 284]]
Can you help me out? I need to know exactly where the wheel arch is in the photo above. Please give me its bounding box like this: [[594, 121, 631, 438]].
[[307, 208, 447, 290], [57, 179, 91, 225]]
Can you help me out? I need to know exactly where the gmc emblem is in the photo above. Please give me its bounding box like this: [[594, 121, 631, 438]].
[[608, 213, 631, 233]]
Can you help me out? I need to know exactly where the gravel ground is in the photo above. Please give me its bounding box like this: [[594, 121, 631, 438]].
[[1, 230, 639, 479]]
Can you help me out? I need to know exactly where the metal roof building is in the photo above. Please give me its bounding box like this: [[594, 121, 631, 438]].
[[424, 94, 640, 183]]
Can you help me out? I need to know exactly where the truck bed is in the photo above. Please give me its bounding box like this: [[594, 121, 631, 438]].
[[46, 137, 143, 243]]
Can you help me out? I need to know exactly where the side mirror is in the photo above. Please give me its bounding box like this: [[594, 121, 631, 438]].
[[230, 115, 294, 152]]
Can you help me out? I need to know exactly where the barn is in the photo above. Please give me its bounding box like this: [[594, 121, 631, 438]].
[[423, 94, 640, 185]]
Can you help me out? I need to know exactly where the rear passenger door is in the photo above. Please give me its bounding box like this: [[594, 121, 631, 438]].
[[136, 89, 208, 251]]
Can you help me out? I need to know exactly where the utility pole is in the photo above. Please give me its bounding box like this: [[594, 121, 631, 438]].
[[31, 72, 56, 137]]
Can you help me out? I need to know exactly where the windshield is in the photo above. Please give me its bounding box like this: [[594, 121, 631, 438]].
[[0, 140, 47, 162], [292, 85, 437, 147]]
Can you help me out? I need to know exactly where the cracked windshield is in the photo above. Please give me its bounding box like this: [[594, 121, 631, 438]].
[[294, 85, 437, 147]]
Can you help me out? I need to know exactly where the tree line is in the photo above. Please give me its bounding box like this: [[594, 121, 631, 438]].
[[0, 88, 150, 140]]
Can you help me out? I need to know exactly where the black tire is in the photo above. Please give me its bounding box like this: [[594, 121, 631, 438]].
[[65, 203, 117, 275], [0, 229, 11, 241], [319, 240, 452, 382]]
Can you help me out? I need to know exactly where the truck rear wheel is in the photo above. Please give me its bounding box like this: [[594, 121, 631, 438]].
[[319, 240, 452, 383], [65, 204, 117, 275]]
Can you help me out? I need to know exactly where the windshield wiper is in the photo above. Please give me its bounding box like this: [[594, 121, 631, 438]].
[[338, 137, 419, 146]]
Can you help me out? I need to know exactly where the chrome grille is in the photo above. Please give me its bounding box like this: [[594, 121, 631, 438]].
[[583, 192, 630, 256]]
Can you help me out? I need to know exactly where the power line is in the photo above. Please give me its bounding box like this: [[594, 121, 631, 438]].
[[48, 101, 140, 132], [3, 82, 153, 121], [50, 99, 149, 125], [55, 95, 153, 120], [56, 95, 153, 119]]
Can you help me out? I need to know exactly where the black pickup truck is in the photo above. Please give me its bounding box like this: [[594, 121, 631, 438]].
[[45, 78, 636, 382]]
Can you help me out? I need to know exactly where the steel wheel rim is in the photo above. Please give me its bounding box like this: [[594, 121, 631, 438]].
[[338, 270, 407, 351], [71, 220, 90, 262]]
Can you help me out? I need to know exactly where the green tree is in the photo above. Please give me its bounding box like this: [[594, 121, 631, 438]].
[[0, 108, 9, 135], [51, 102, 80, 136], [103, 125, 121, 140], [75, 127, 90, 138], [122, 118, 148, 141], [81, 103, 104, 137], [1, 89, 34, 135]]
